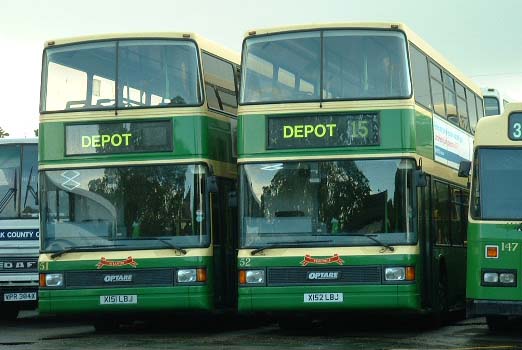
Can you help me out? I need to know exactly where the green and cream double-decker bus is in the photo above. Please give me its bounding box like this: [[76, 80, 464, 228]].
[[237, 23, 484, 327], [38, 33, 239, 328], [464, 103, 522, 331]]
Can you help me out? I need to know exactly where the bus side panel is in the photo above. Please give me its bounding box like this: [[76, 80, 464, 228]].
[[414, 108, 434, 160]]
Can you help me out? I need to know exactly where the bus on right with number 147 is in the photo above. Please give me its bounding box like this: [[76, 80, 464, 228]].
[[463, 103, 522, 331]]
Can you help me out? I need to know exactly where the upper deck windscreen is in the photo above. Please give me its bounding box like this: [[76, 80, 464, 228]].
[[240, 29, 411, 104], [41, 39, 202, 112]]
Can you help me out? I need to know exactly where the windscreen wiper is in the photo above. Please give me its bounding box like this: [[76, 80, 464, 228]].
[[346, 233, 395, 253], [0, 171, 17, 214], [0, 188, 16, 214], [250, 240, 333, 256], [153, 238, 187, 255], [50, 244, 125, 259], [129, 237, 187, 255], [23, 166, 38, 208]]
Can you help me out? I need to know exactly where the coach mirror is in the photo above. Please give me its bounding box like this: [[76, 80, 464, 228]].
[[414, 169, 427, 188], [228, 191, 237, 208], [458, 160, 471, 178], [207, 176, 218, 193]]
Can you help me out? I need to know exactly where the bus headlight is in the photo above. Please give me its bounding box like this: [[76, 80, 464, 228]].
[[246, 270, 265, 284], [177, 268, 206, 283], [482, 270, 516, 286], [500, 273, 515, 284], [385, 267, 405, 281], [177, 269, 197, 283], [43, 273, 64, 287], [384, 266, 415, 282], [239, 270, 265, 285], [483, 272, 499, 283]]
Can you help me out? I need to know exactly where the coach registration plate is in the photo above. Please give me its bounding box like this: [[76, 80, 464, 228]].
[[304, 292, 343, 303], [100, 295, 137, 305], [4, 292, 37, 302]]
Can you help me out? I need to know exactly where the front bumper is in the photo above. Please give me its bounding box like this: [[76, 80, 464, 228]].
[[39, 286, 213, 315], [239, 284, 420, 312], [467, 299, 522, 317]]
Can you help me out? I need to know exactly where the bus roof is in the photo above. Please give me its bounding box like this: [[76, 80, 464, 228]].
[[482, 87, 501, 99], [44, 32, 240, 65], [243, 22, 481, 96], [475, 102, 522, 146], [0, 138, 38, 145]]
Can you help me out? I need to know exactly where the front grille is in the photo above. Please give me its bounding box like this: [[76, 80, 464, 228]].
[[267, 266, 382, 286], [65, 268, 174, 289], [0, 257, 39, 273]]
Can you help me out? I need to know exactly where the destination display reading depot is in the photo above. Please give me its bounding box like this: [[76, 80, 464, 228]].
[[65, 120, 172, 155], [508, 112, 522, 141], [267, 113, 380, 149]]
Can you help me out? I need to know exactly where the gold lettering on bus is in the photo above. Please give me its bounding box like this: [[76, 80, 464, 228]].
[[81, 133, 132, 148], [283, 124, 336, 139]]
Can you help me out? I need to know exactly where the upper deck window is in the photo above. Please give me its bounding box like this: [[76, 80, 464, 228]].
[[240, 29, 411, 104], [41, 39, 202, 113], [484, 96, 500, 116], [241, 31, 321, 104]]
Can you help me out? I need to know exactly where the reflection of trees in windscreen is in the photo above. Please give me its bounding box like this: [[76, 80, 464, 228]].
[[88, 166, 196, 238], [259, 162, 410, 234], [95, 123, 130, 154], [260, 162, 370, 232]]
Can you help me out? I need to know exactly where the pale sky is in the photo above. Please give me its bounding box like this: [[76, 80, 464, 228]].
[[1, 0, 521, 137]]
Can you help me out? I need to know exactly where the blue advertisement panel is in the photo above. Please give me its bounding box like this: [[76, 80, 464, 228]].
[[0, 229, 39, 241]]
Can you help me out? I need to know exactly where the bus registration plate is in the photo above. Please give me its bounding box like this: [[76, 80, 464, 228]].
[[4, 292, 37, 302], [100, 295, 137, 305], [304, 293, 343, 303]]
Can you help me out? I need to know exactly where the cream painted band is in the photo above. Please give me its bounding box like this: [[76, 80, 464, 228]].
[[238, 153, 466, 186], [238, 244, 419, 258], [39, 158, 237, 179], [40, 107, 235, 124], [239, 100, 414, 116], [238, 152, 417, 164], [40, 247, 213, 263], [45, 32, 239, 65]]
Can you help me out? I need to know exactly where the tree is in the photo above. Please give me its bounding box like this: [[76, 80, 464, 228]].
[[0, 127, 9, 138]]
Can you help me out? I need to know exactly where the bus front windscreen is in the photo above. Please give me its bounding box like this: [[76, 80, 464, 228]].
[[240, 29, 411, 104], [41, 39, 202, 112], [472, 148, 522, 220], [0, 144, 38, 219], [240, 159, 415, 248], [40, 164, 209, 252]]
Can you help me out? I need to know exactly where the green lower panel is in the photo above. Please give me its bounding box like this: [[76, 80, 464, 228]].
[[39, 286, 213, 315], [238, 284, 420, 312]]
